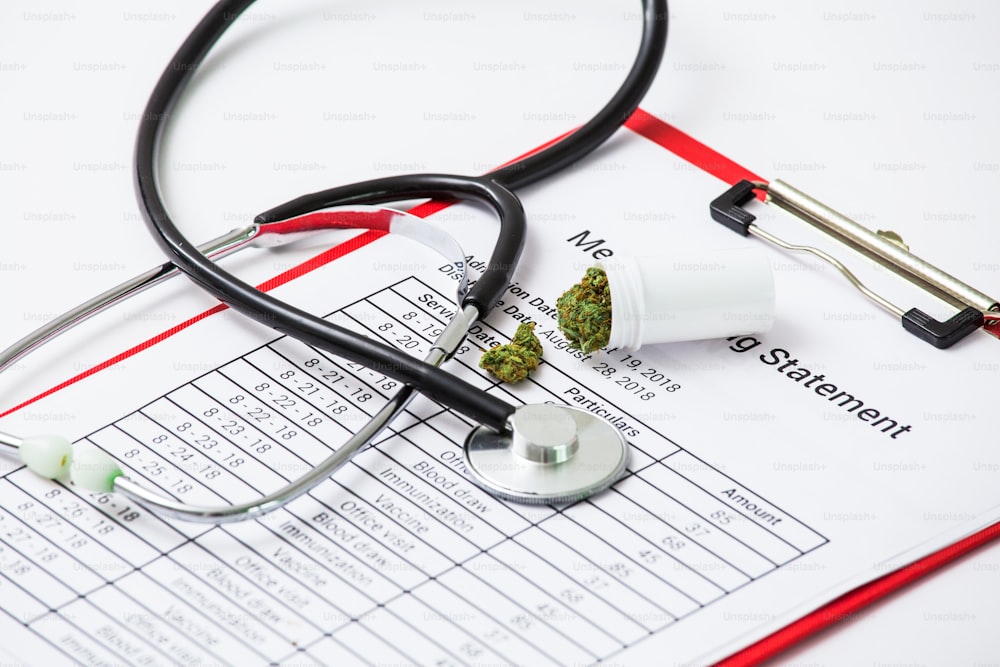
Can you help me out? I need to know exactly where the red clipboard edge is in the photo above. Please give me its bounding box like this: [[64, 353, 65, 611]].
[[715, 520, 1000, 666]]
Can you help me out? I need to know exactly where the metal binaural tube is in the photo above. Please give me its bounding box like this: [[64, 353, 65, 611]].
[[0, 226, 259, 375]]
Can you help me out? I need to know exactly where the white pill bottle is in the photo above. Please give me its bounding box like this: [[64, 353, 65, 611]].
[[599, 247, 775, 350]]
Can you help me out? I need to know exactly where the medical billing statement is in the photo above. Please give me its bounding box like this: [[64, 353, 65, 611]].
[[3, 144, 1000, 665], [0, 228, 829, 666]]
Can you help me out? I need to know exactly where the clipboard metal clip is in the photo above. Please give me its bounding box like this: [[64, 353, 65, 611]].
[[711, 179, 1000, 349]]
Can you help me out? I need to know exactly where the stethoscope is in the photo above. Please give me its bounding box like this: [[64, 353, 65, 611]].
[[0, 0, 668, 522]]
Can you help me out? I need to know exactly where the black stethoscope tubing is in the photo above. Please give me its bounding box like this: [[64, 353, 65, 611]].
[[134, 0, 668, 432]]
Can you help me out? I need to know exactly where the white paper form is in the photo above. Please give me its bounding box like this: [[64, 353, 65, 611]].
[[0, 181, 996, 666], [0, 233, 828, 666], [2, 0, 1000, 665]]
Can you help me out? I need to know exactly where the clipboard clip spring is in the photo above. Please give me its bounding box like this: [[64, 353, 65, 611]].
[[710, 179, 1000, 349]]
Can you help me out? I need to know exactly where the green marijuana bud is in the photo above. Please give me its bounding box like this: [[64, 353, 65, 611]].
[[510, 320, 543, 359], [479, 322, 543, 383], [556, 266, 612, 353]]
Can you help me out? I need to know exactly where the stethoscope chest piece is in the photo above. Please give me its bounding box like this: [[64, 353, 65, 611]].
[[463, 404, 629, 504]]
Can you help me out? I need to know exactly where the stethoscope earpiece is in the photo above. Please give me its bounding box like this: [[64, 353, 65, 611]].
[[16, 434, 73, 480], [10, 435, 122, 493]]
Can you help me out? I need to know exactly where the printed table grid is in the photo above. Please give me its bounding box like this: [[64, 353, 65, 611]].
[[0, 276, 828, 666]]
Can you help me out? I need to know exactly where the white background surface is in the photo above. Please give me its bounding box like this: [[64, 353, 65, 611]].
[[2, 1, 999, 665]]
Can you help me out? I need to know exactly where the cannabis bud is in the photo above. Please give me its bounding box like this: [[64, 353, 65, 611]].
[[556, 266, 612, 354], [479, 322, 543, 383]]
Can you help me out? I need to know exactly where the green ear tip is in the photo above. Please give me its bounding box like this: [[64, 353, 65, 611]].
[[19, 435, 74, 480], [70, 444, 124, 493]]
